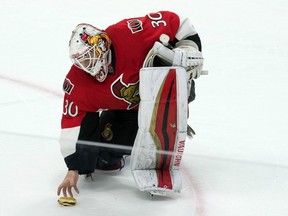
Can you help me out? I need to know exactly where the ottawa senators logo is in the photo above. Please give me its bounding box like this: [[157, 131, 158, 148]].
[[111, 74, 140, 109], [63, 78, 74, 95], [127, 19, 143, 34], [79, 30, 111, 57], [101, 123, 113, 141]]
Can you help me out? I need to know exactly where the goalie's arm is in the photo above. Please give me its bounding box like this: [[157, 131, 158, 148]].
[[60, 112, 100, 175], [172, 17, 202, 52]]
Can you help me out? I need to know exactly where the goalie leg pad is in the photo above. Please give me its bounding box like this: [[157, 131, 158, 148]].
[[131, 67, 187, 195]]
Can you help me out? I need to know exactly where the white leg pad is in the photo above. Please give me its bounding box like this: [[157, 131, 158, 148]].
[[131, 67, 188, 196]]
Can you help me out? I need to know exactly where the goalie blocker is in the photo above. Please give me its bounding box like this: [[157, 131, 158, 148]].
[[130, 66, 187, 196]]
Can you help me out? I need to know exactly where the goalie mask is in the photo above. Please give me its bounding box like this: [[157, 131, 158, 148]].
[[69, 23, 112, 82]]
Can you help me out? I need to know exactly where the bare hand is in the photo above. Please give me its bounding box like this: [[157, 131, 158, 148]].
[[57, 170, 80, 197]]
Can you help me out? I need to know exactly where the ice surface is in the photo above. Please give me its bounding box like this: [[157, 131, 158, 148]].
[[0, 0, 288, 215]]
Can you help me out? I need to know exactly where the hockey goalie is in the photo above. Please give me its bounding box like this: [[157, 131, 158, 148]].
[[57, 11, 205, 199]]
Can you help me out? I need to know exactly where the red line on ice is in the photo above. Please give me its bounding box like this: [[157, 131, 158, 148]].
[[0, 74, 62, 98], [182, 163, 206, 216]]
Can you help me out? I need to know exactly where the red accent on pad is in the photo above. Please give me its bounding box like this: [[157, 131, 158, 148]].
[[154, 69, 177, 189]]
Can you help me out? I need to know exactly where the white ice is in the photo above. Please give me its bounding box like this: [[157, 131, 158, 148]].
[[0, 0, 288, 215]]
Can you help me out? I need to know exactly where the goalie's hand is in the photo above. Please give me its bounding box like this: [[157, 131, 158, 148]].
[[173, 40, 204, 79], [57, 170, 80, 197]]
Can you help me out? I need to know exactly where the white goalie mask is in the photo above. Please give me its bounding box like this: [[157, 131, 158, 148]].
[[69, 23, 112, 82]]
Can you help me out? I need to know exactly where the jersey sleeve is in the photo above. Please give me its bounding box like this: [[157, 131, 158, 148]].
[[175, 16, 198, 40], [175, 15, 202, 51], [61, 112, 101, 174], [60, 71, 101, 173]]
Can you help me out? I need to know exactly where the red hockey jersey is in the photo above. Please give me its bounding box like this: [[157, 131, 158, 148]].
[[61, 11, 181, 129], [60, 11, 199, 160]]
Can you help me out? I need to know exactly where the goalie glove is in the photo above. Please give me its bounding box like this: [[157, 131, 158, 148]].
[[173, 40, 204, 80]]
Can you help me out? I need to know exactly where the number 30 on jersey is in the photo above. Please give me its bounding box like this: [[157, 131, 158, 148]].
[[63, 99, 78, 117], [148, 12, 167, 28]]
